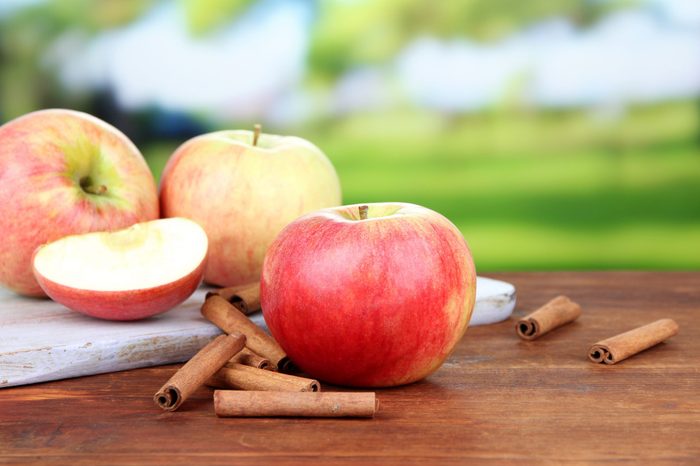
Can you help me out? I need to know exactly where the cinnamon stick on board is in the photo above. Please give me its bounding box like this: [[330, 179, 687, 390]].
[[588, 318, 679, 365], [214, 391, 377, 418], [201, 295, 289, 371], [229, 347, 271, 369], [154, 333, 246, 411], [516, 295, 582, 340], [207, 363, 320, 392], [206, 282, 260, 315]]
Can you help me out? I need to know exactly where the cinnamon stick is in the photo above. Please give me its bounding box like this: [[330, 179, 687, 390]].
[[229, 347, 271, 369], [154, 333, 246, 411], [588, 318, 679, 365], [201, 295, 289, 371], [205, 282, 252, 298], [207, 363, 320, 392], [214, 391, 377, 418], [206, 282, 260, 315], [516, 295, 581, 340]]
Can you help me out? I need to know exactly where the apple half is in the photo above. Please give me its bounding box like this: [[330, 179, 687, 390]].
[[33, 218, 208, 321]]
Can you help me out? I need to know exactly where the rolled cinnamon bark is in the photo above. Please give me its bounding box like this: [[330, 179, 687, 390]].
[[516, 295, 581, 340], [207, 363, 320, 392], [588, 318, 679, 365], [154, 333, 246, 411], [201, 295, 289, 371], [205, 282, 252, 299], [229, 347, 271, 369], [214, 391, 377, 418], [206, 283, 260, 315]]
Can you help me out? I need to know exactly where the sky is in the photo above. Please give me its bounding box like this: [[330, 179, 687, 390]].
[[57, 0, 312, 121], [396, 9, 700, 112]]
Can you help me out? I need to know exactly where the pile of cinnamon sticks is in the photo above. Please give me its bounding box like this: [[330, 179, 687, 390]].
[[153, 283, 377, 418], [152, 284, 677, 418]]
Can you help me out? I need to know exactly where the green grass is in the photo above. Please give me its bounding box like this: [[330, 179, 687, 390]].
[[331, 146, 700, 271], [144, 102, 700, 271]]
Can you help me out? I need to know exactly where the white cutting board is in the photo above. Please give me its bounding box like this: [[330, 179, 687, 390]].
[[0, 277, 514, 388]]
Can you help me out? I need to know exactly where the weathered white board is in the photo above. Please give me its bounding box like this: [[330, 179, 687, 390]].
[[0, 277, 514, 388]]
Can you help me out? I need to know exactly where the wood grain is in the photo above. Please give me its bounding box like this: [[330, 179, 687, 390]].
[[0, 272, 698, 465]]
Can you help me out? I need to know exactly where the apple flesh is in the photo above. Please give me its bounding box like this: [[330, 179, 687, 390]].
[[261, 202, 476, 387], [33, 218, 208, 321], [159, 128, 341, 288], [0, 109, 159, 296]]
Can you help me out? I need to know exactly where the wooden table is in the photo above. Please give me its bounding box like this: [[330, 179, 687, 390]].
[[1, 272, 698, 464]]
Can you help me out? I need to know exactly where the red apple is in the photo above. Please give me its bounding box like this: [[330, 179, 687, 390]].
[[33, 218, 207, 321], [159, 127, 341, 288], [0, 109, 159, 296], [261, 202, 476, 387]]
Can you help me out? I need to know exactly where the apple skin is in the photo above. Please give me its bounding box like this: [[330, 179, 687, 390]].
[[33, 256, 205, 321], [0, 109, 159, 296], [261, 202, 476, 387], [159, 130, 341, 288]]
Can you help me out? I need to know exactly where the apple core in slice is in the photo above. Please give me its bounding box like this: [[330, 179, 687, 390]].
[[33, 218, 208, 321]]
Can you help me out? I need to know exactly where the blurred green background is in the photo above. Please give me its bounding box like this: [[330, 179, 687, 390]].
[[1, 0, 699, 271]]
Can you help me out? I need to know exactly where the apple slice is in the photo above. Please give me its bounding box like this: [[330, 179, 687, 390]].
[[33, 218, 208, 321]]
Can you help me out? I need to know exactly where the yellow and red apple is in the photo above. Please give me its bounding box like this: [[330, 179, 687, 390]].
[[0, 109, 159, 296], [261, 202, 476, 387], [33, 218, 207, 321], [159, 128, 341, 287]]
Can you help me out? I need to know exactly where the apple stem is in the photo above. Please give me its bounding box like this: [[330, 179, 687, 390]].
[[84, 184, 107, 195], [359, 205, 368, 220], [253, 123, 262, 146]]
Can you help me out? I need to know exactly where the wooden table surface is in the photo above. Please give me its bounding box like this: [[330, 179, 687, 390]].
[[1, 272, 698, 465]]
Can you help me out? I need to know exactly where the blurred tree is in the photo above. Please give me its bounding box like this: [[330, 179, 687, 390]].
[[308, 0, 639, 81], [0, 0, 644, 120], [182, 0, 253, 35], [0, 0, 157, 119]]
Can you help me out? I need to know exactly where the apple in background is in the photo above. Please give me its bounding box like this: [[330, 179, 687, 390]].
[[33, 218, 207, 321], [261, 202, 476, 387], [0, 109, 159, 297], [159, 126, 341, 287]]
